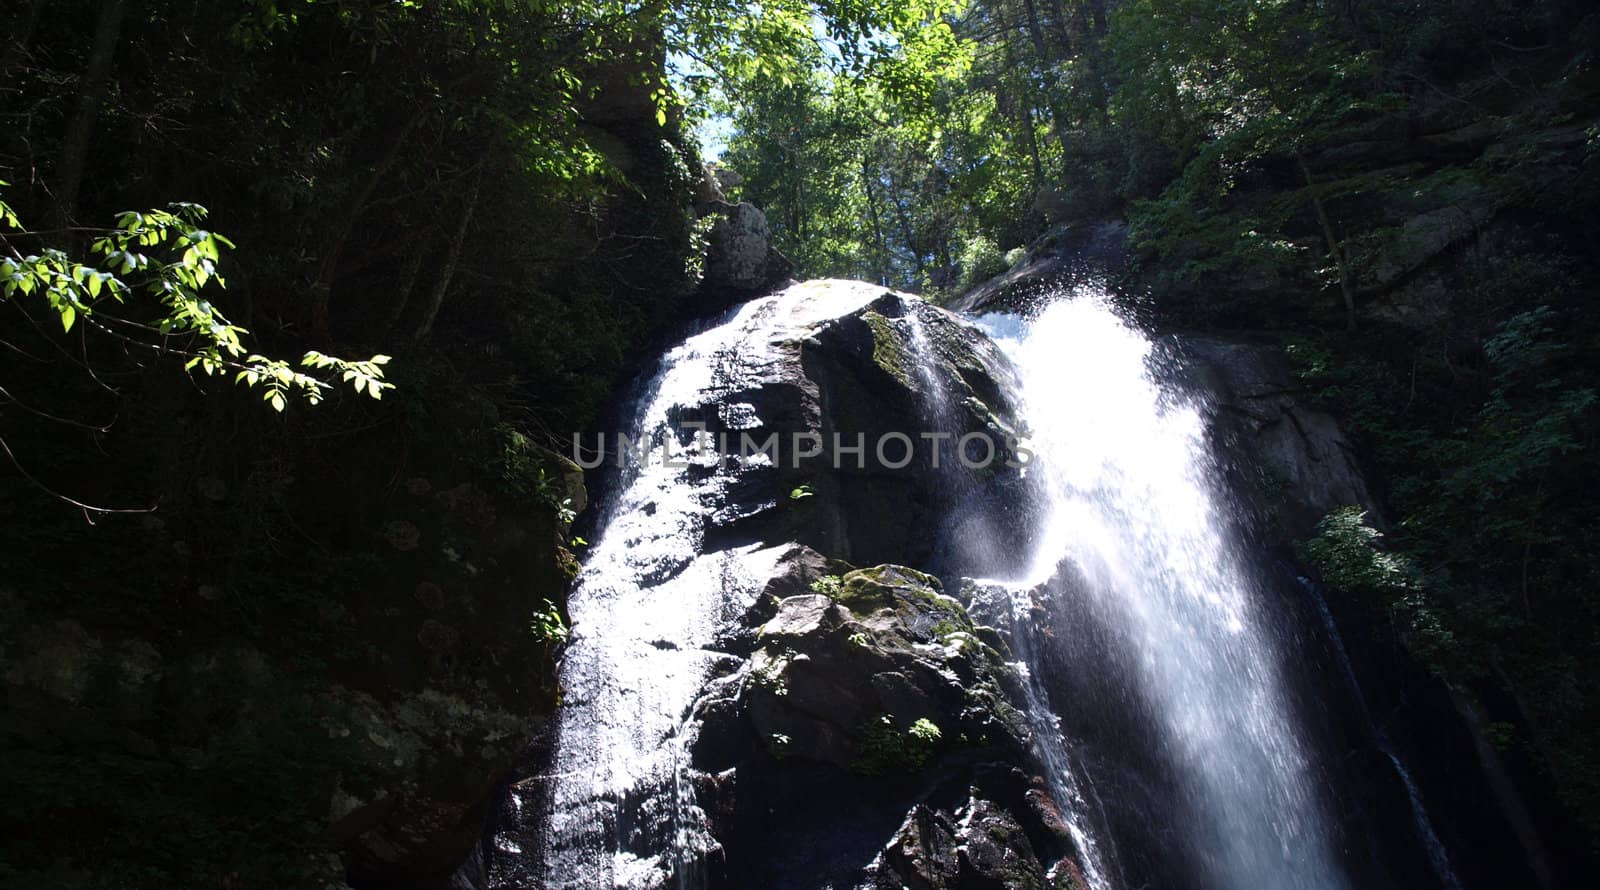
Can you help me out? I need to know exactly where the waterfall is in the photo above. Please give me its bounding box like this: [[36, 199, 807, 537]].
[[973, 292, 1348, 890], [480, 279, 1461, 890]]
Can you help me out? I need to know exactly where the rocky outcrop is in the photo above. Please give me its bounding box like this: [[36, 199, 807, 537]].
[[662, 282, 1029, 572], [464, 283, 1065, 889], [687, 558, 1088, 889], [947, 221, 1129, 315], [1174, 335, 1383, 539], [737, 565, 1026, 771], [700, 201, 794, 293], [872, 794, 1091, 890]]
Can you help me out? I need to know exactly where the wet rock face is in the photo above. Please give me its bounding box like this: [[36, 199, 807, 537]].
[[450, 282, 1041, 890], [871, 796, 1070, 890], [1175, 335, 1382, 539], [737, 565, 1028, 771], [796, 292, 1031, 572], [463, 284, 1074, 889], [686, 556, 1083, 890], [946, 221, 1131, 316], [670, 285, 1028, 573]]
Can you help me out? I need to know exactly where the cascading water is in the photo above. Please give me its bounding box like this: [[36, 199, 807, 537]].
[[497, 281, 888, 888], [973, 293, 1348, 890], [964, 575, 1118, 890]]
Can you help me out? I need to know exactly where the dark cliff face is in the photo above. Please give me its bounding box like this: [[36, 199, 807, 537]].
[[0, 380, 589, 889], [1172, 334, 1589, 889]]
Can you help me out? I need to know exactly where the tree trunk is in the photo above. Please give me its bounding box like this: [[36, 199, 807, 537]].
[[1045, 0, 1075, 54], [380, 233, 428, 338], [1017, 0, 1072, 167], [1019, 0, 1053, 63], [1446, 684, 1555, 890], [1298, 153, 1358, 331], [999, 30, 1046, 189], [1022, 105, 1046, 188], [860, 159, 890, 286], [889, 187, 925, 284], [53, 0, 128, 227], [413, 167, 482, 343]]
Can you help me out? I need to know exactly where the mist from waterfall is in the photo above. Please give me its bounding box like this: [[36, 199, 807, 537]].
[[973, 293, 1349, 890]]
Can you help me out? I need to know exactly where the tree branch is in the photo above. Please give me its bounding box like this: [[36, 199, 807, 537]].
[[0, 429, 153, 520]]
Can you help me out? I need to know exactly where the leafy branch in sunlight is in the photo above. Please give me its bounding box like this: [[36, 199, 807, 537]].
[[0, 183, 392, 412]]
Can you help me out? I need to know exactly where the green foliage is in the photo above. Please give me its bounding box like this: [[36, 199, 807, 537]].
[[750, 649, 795, 696], [1, 187, 391, 412], [1292, 279, 1600, 836], [957, 234, 1009, 287], [481, 423, 576, 506], [853, 713, 942, 774], [717, 6, 992, 292], [530, 598, 570, 644], [721, 0, 1597, 323], [1300, 508, 1458, 671], [810, 574, 843, 596]]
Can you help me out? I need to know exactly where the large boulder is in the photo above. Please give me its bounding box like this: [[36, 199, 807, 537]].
[[663, 282, 1029, 571], [700, 201, 794, 293], [738, 565, 1028, 770], [687, 559, 1088, 890]]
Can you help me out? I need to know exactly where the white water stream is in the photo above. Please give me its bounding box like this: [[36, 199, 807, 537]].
[[974, 294, 1348, 889]]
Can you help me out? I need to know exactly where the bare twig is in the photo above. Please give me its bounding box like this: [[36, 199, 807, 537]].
[[0, 429, 153, 520], [0, 382, 115, 431]]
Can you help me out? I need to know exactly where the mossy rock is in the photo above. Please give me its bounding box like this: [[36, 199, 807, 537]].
[[862, 309, 915, 387], [832, 565, 948, 614]]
